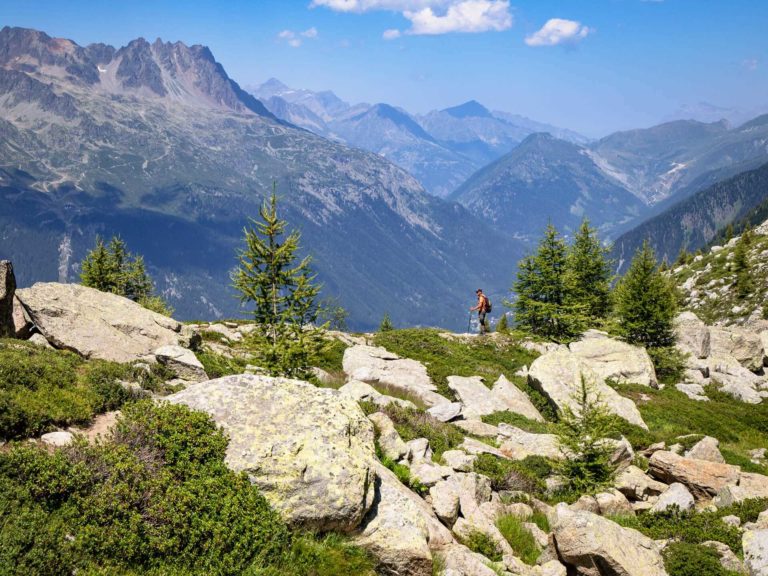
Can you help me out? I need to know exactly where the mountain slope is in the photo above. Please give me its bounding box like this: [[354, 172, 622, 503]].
[[451, 133, 646, 239], [0, 26, 524, 330], [611, 161, 768, 272]]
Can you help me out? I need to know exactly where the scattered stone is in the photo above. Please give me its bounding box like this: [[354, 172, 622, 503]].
[[675, 383, 709, 401], [651, 483, 695, 513], [491, 374, 544, 422], [701, 540, 747, 574], [0, 261, 15, 338], [524, 521, 550, 549], [342, 345, 448, 407], [166, 374, 376, 531], [357, 461, 449, 576], [497, 423, 561, 460], [714, 472, 768, 507], [407, 438, 433, 463], [527, 347, 648, 430], [441, 449, 476, 472], [368, 412, 408, 461], [674, 312, 711, 360], [310, 366, 336, 386], [722, 515, 742, 527], [28, 333, 52, 348], [569, 330, 658, 387], [743, 529, 768, 576], [439, 543, 501, 576], [40, 430, 74, 447], [338, 379, 417, 409], [615, 465, 668, 501], [446, 376, 503, 420], [154, 345, 208, 382], [453, 419, 499, 438], [552, 504, 667, 576], [16, 282, 189, 363], [427, 402, 463, 422], [685, 436, 725, 463], [649, 451, 740, 499], [710, 327, 765, 372], [751, 448, 768, 461], [430, 480, 460, 526], [410, 462, 453, 487], [459, 437, 506, 458], [594, 489, 635, 517], [12, 295, 32, 339]]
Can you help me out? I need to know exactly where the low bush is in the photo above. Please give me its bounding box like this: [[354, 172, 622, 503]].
[[195, 349, 248, 379], [459, 529, 503, 562], [647, 346, 688, 386], [473, 453, 552, 493], [662, 542, 741, 576], [481, 411, 555, 434], [0, 340, 143, 440], [611, 506, 742, 553], [0, 400, 375, 575], [496, 514, 540, 565]]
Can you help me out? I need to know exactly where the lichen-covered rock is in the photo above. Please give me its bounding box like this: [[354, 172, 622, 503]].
[[569, 330, 658, 387], [552, 504, 668, 576], [430, 479, 460, 526], [710, 327, 765, 372], [648, 451, 740, 499], [368, 412, 408, 461], [685, 436, 725, 463], [528, 348, 648, 429], [167, 374, 376, 532], [338, 379, 417, 409], [439, 543, 501, 576], [16, 282, 188, 363], [427, 402, 463, 422], [154, 345, 208, 382], [674, 312, 711, 360], [651, 483, 695, 513], [497, 423, 561, 460], [441, 450, 475, 472], [715, 472, 768, 507], [342, 344, 449, 407], [744, 529, 768, 576], [615, 465, 668, 501], [491, 374, 544, 422]]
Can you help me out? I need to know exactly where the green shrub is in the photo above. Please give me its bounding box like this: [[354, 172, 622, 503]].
[[530, 510, 550, 533], [379, 404, 464, 460], [459, 529, 503, 562], [662, 542, 741, 576], [648, 346, 688, 385], [611, 507, 742, 552], [0, 341, 141, 440], [0, 401, 375, 575], [716, 498, 768, 524], [473, 453, 551, 493], [195, 349, 248, 379], [496, 514, 540, 565], [555, 376, 620, 493], [379, 313, 394, 332]]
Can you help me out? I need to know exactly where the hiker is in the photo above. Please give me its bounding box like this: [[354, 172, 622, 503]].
[[469, 288, 491, 334]]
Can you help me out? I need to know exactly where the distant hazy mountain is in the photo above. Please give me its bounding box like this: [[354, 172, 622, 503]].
[[0, 26, 524, 330], [451, 133, 646, 240], [611, 161, 768, 272], [249, 79, 587, 198]]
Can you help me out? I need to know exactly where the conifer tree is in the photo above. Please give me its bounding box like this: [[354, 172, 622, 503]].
[[233, 188, 325, 378], [613, 240, 677, 348], [80, 235, 172, 315], [565, 218, 613, 322], [512, 224, 586, 341], [378, 312, 394, 332], [495, 313, 508, 334]]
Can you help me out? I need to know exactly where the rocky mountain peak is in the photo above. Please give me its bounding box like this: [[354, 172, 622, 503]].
[[442, 100, 492, 119]]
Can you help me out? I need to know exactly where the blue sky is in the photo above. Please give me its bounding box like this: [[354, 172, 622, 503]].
[[2, 0, 766, 136]]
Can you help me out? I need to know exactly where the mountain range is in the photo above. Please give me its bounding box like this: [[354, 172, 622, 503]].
[[0, 26, 524, 330], [248, 78, 586, 198]]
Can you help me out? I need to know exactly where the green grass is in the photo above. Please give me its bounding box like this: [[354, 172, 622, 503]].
[[373, 329, 538, 402], [496, 514, 541, 565], [481, 411, 556, 434], [377, 403, 465, 461], [458, 529, 503, 563], [615, 383, 768, 471], [309, 338, 348, 374], [0, 340, 150, 440], [195, 348, 248, 379]]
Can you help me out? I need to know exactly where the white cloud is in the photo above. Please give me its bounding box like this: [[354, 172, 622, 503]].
[[525, 18, 591, 47], [277, 28, 319, 48], [383, 28, 402, 40], [312, 0, 512, 35], [743, 58, 759, 71]]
